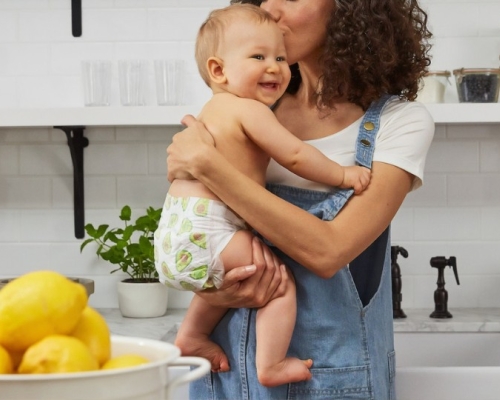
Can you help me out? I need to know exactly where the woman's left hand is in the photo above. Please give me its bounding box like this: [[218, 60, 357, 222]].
[[196, 237, 287, 308]]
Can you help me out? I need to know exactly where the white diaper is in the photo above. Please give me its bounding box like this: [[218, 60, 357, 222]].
[[154, 194, 247, 291]]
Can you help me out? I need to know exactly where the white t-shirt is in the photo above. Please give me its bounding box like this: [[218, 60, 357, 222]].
[[266, 98, 435, 192]]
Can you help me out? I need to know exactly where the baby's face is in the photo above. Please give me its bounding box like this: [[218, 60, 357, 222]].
[[218, 19, 291, 106]]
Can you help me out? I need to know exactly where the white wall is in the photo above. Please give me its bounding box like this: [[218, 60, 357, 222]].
[[0, 0, 499, 311]]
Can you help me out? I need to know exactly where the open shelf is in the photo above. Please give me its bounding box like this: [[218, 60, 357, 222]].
[[0, 103, 499, 128]]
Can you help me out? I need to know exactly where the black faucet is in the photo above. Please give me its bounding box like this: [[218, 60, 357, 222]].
[[391, 246, 408, 319], [429, 256, 460, 319]]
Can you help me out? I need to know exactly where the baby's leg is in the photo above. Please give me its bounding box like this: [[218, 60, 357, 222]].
[[175, 229, 254, 373], [175, 295, 229, 372], [256, 270, 313, 387]]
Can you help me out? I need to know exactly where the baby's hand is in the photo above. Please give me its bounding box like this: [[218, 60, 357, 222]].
[[340, 166, 371, 194]]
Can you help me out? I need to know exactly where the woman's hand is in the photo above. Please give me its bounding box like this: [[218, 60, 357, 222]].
[[166, 115, 215, 182], [196, 237, 288, 308]]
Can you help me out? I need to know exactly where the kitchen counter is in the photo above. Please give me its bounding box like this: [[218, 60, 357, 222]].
[[99, 308, 500, 342]]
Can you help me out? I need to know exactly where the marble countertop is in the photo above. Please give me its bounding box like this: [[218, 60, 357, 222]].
[[98, 308, 500, 342]]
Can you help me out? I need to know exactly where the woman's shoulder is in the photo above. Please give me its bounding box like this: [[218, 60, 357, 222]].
[[383, 98, 434, 126]]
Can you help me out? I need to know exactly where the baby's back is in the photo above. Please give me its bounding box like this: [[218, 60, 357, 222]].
[[168, 93, 270, 200]]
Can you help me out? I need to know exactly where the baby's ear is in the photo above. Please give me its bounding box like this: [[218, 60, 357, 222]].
[[207, 57, 227, 84]]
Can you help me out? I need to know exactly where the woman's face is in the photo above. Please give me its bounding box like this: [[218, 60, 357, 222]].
[[260, 0, 334, 65]]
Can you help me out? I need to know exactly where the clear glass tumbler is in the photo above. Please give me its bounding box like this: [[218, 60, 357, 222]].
[[81, 60, 112, 106], [118, 60, 148, 106], [154, 59, 186, 106]]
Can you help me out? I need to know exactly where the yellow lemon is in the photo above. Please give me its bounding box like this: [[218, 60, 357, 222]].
[[101, 354, 149, 370], [71, 306, 111, 366], [18, 335, 99, 374], [0, 270, 87, 352], [0, 345, 13, 374]]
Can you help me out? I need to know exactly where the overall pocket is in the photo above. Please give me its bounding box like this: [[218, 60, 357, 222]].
[[288, 365, 372, 400]]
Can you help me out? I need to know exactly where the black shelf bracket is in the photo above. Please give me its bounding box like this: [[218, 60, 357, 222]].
[[71, 0, 82, 37], [54, 126, 89, 239]]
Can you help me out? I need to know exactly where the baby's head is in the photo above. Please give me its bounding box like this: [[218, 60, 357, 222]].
[[195, 4, 290, 105], [196, 4, 275, 86]]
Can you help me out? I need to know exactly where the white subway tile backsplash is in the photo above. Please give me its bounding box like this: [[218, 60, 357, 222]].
[[83, 9, 148, 42], [0, 0, 499, 309], [0, 77, 17, 108], [0, 11, 18, 42], [147, 9, 209, 42], [425, 139, 479, 172], [0, 177, 51, 208], [19, 10, 71, 42], [85, 143, 148, 175], [116, 176, 167, 208], [426, 4, 479, 37], [448, 174, 500, 206], [403, 174, 447, 207], [0, 145, 18, 175], [20, 143, 71, 175], [50, 43, 116, 75], [1, 127, 50, 142], [481, 208, 500, 240], [447, 124, 500, 139], [391, 208, 415, 241], [19, 209, 77, 241], [480, 140, 500, 172], [414, 207, 482, 241], [0, 210, 21, 241], [0, 43, 49, 76]]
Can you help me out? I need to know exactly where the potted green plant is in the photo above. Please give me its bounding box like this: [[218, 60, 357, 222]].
[[80, 205, 168, 318]]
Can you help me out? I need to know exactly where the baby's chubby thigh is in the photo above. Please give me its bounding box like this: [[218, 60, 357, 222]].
[[219, 230, 254, 272]]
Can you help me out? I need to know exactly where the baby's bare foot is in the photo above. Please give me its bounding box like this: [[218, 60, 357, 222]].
[[257, 358, 313, 387], [175, 332, 229, 373]]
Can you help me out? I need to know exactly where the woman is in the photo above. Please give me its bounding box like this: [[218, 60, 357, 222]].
[[167, 0, 434, 398]]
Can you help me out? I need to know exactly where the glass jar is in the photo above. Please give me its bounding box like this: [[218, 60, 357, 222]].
[[453, 68, 500, 103], [417, 71, 451, 103]]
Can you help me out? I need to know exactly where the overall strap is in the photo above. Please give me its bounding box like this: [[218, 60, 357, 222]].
[[355, 94, 395, 168]]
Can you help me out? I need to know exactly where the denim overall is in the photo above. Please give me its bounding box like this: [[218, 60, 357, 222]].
[[190, 95, 397, 400]]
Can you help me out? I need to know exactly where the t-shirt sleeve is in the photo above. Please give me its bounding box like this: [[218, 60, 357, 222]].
[[373, 101, 435, 191]]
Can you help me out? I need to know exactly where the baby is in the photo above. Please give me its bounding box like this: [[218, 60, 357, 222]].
[[154, 4, 370, 387]]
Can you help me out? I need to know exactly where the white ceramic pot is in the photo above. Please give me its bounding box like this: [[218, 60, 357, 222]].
[[0, 335, 210, 400], [117, 280, 168, 318]]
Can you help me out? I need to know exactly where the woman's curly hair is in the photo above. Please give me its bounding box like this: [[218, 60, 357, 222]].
[[231, 0, 432, 110]]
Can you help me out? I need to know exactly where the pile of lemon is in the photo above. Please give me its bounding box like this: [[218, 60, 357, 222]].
[[0, 271, 149, 375]]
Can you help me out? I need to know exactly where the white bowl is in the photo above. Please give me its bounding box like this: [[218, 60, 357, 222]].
[[0, 335, 210, 400]]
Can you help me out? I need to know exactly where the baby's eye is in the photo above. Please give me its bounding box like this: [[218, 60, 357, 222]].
[[251, 54, 265, 60], [276, 56, 286, 62]]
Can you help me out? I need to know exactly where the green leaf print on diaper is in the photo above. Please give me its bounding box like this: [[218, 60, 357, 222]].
[[165, 195, 173, 210], [181, 197, 190, 211], [162, 232, 172, 254], [190, 265, 208, 280], [193, 198, 209, 216], [161, 261, 175, 280], [180, 281, 197, 291], [168, 213, 179, 228], [179, 218, 193, 234], [176, 249, 193, 271], [189, 232, 207, 249]]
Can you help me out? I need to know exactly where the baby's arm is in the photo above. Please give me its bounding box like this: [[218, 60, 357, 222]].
[[240, 100, 371, 192]]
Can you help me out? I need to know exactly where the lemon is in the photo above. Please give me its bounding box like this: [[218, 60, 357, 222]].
[[0, 345, 13, 374], [18, 335, 99, 374], [101, 354, 150, 370], [71, 306, 111, 366], [0, 270, 88, 352]]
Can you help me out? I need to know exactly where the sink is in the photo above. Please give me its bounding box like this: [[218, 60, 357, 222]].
[[395, 332, 500, 400], [163, 326, 500, 400]]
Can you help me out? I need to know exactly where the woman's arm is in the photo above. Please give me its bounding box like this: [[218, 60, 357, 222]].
[[168, 116, 413, 279]]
